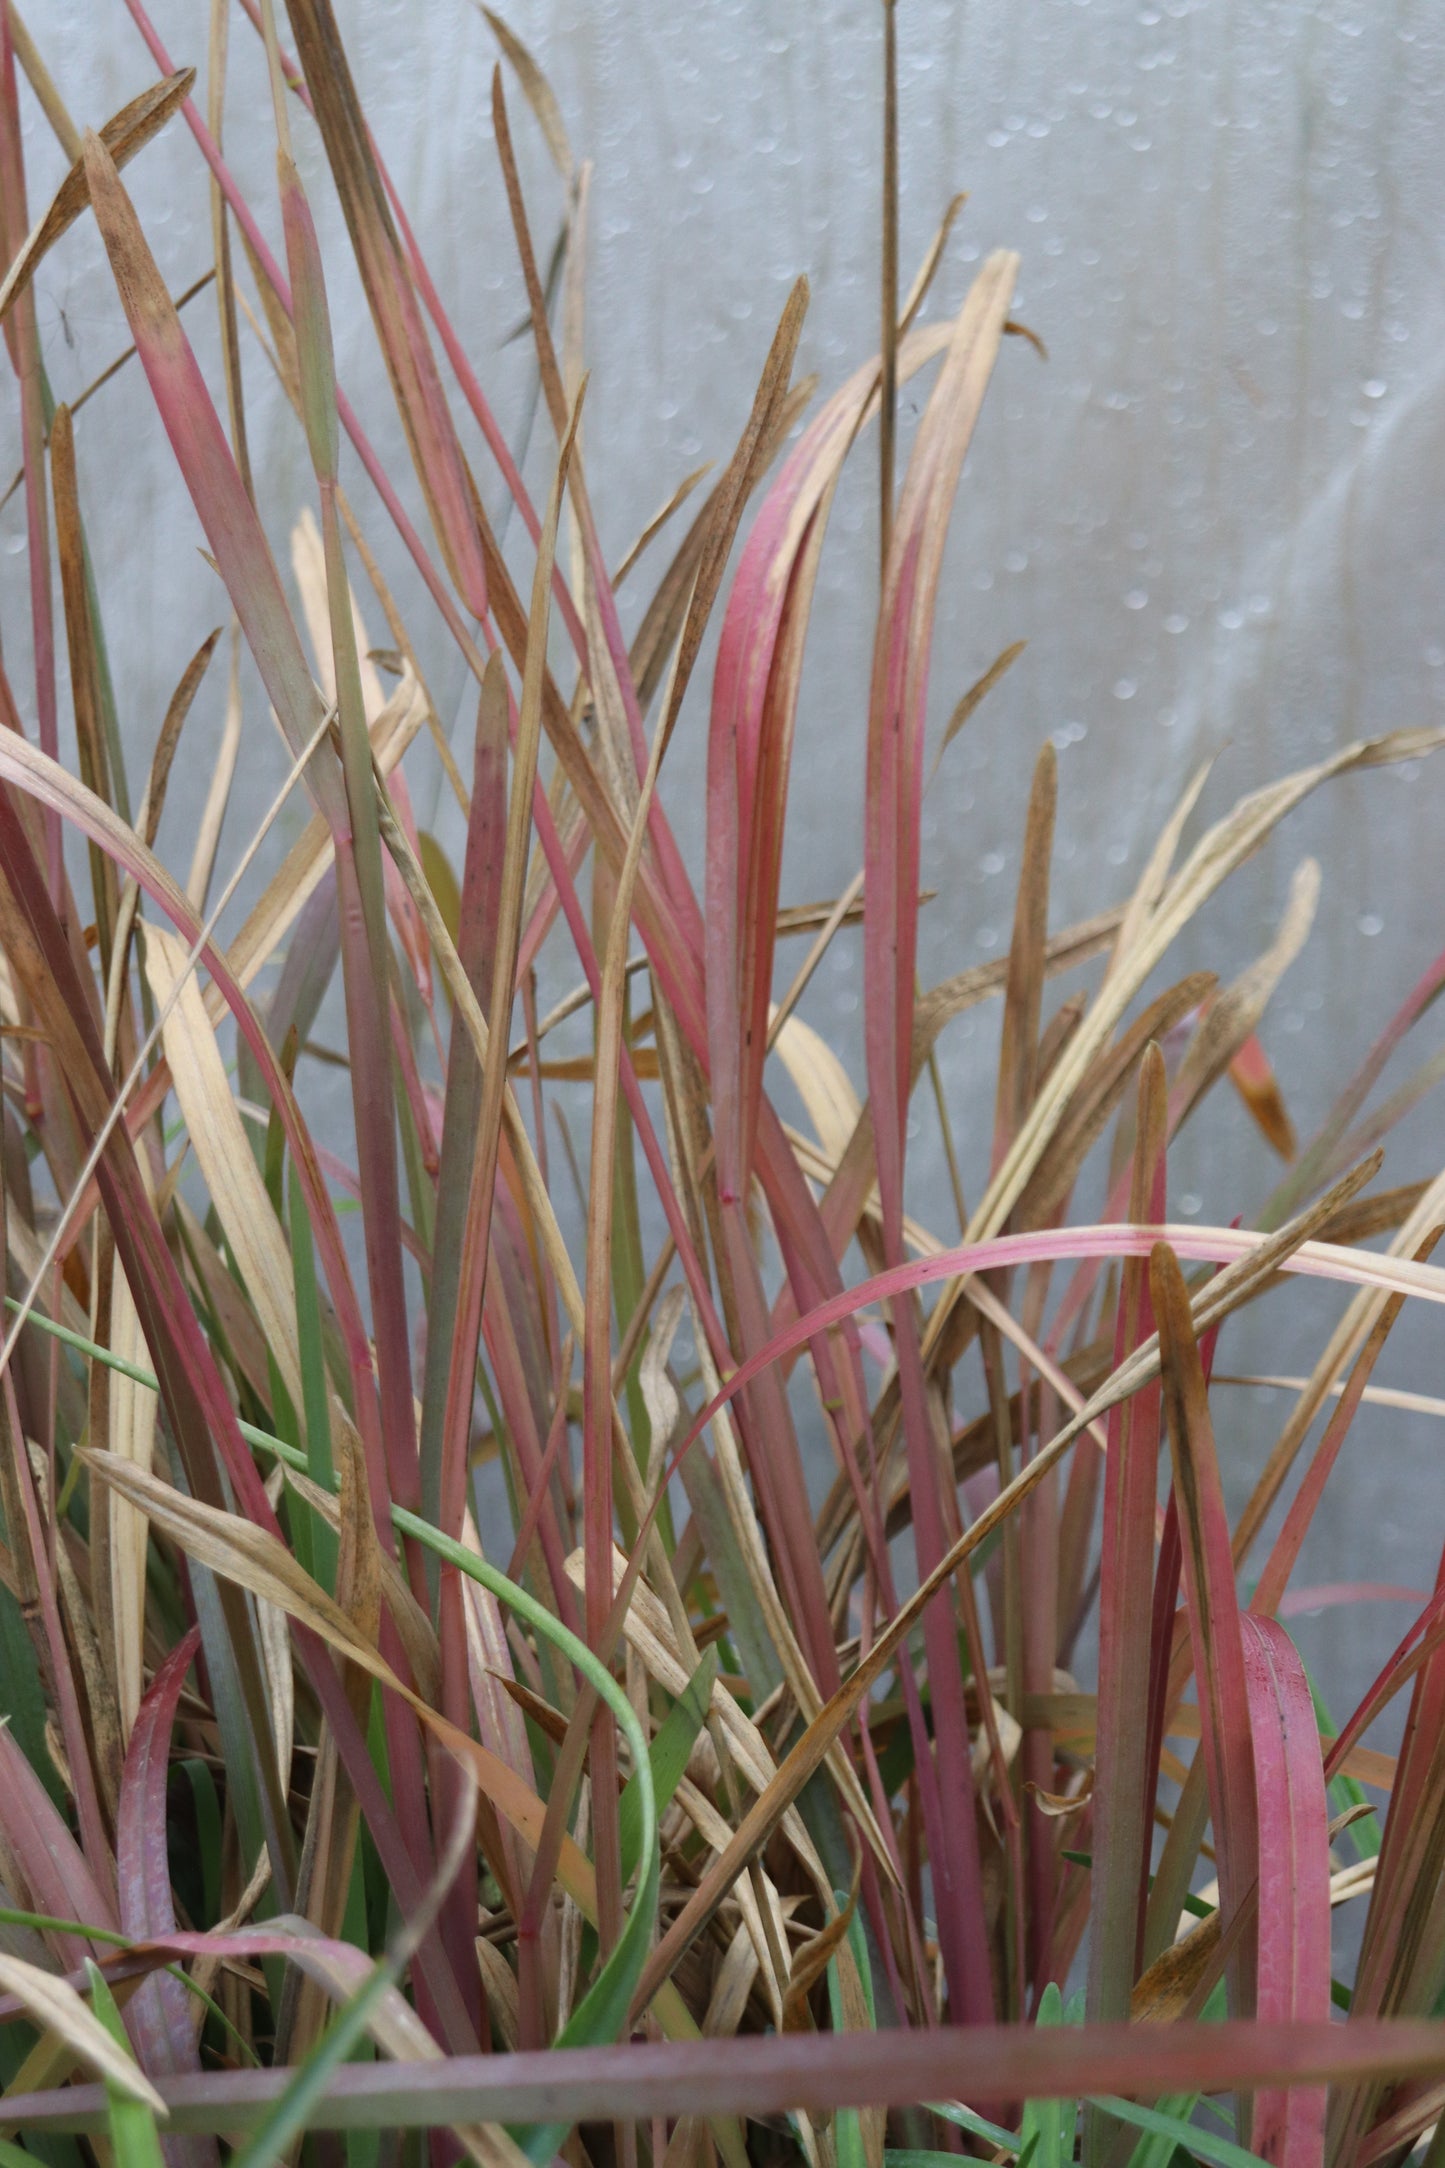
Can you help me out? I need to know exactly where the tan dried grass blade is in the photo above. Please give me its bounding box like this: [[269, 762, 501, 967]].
[[107, 1264, 158, 1739], [922, 729, 1445, 1369], [142, 922, 302, 1412], [0, 1954, 167, 2112], [0, 69, 195, 323]]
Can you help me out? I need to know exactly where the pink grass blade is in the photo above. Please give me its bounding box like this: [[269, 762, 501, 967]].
[[278, 147, 424, 1553], [233, 14, 896, 1469], [14, 145, 448, 1953], [1228, 1032, 1297, 1162], [438, 406, 581, 1563], [415, 391, 575, 2014], [1084, 1046, 1168, 2157], [17, 2019, 1445, 2136], [1328, 1538, 1445, 2164], [280, 0, 489, 620], [80, 134, 341, 829], [1251, 1236, 1440, 1622], [704, 307, 831, 1204], [0, 781, 298, 1902], [1151, 1242, 1259, 2019], [116, 1626, 219, 2166], [583, 724, 674, 1969], [124, 0, 503, 700], [0, 14, 61, 896], [0, 1719, 118, 1971], [1, 1358, 117, 1916], [0, 761, 476, 2047], [418, 659, 510, 1562], [1241, 1614, 1330, 2168], [632, 1220, 1445, 1538], [707, 325, 943, 1206], [677, 275, 867, 1700], [112, 9, 1052, 1455], [862, 248, 1018, 2022], [866, 251, 1017, 1209]]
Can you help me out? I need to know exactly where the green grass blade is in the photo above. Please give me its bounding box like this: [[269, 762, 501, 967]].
[[83, 1962, 166, 2168], [1022, 1982, 1078, 2168], [618, 1648, 718, 1885], [289, 1159, 337, 1591], [229, 1951, 404, 2168], [928, 2102, 1026, 2152], [1089, 2097, 1271, 2168]]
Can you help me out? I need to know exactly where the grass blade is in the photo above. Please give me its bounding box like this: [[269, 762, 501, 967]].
[[1084, 1045, 1168, 2160], [1152, 1243, 1259, 2023], [1241, 1616, 1330, 2168]]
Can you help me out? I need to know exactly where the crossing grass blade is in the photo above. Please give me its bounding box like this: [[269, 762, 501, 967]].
[[6, 3, 1445, 2157]]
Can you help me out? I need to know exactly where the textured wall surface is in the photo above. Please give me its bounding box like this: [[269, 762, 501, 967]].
[[11, 1, 1445, 1725]]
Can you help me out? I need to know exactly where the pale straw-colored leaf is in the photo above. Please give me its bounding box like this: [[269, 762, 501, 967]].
[[185, 627, 243, 916], [142, 921, 301, 1413], [107, 1263, 158, 1739], [0, 1954, 167, 2113], [291, 506, 386, 722]]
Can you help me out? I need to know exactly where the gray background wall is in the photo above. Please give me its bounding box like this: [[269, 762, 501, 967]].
[[12, 1, 1445, 1746]]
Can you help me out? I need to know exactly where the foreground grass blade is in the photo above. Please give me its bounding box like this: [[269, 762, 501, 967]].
[[12, 2023, 1445, 2136], [79, 1452, 660, 2073], [1242, 1616, 1331, 2168], [0, 1953, 167, 2113], [85, 1961, 168, 2168], [114, 1626, 214, 2152]]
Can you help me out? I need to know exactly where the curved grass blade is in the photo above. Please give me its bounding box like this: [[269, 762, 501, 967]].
[[0, 69, 194, 323], [85, 1960, 167, 2168], [115, 1626, 216, 2162], [78, 1449, 661, 2159], [1241, 1617, 1330, 2168]]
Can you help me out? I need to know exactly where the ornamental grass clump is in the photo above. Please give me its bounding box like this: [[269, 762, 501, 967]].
[[3, 6, 1445, 2165]]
